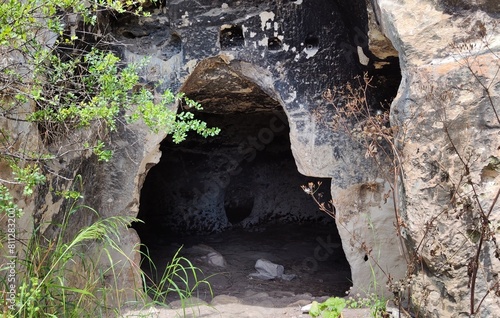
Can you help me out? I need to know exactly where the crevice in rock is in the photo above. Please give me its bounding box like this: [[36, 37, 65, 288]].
[[304, 35, 319, 50]]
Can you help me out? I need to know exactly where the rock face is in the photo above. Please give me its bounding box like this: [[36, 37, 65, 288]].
[[376, 0, 500, 316], [121, 0, 500, 315], [108, 0, 405, 305], [8, 0, 499, 316], [112, 0, 405, 302]]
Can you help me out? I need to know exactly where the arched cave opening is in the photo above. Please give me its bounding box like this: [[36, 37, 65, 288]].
[[133, 69, 351, 304]]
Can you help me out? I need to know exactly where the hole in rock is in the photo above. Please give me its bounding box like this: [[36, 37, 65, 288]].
[[160, 33, 182, 59], [134, 87, 351, 305], [219, 25, 244, 49], [122, 31, 136, 39], [304, 35, 319, 50], [268, 37, 282, 51]]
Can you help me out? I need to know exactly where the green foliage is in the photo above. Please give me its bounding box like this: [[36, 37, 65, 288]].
[[129, 88, 220, 144], [0, 0, 219, 191], [26, 48, 220, 144], [0, 0, 151, 49], [0, 185, 23, 217], [9, 163, 46, 196], [90, 140, 113, 162], [346, 293, 387, 318], [309, 295, 387, 318], [1, 190, 213, 317], [1, 196, 136, 317], [0, 0, 218, 316], [369, 297, 387, 318], [141, 247, 213, 312], [29, 50, 121, 128], [345, 260, 388, 317], [0, 0, 219, 146], [309, 297, 346, 318]]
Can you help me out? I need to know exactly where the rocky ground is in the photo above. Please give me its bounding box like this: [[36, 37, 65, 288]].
[[120, 224, 408, 317], [143, 224, 351, 301], [121, 298, 374, 318], [118, 224, 414, 318]]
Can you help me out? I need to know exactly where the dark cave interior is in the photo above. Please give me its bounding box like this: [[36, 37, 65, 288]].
[[133, 91, 353, 300], [131, 28, 402, 299]]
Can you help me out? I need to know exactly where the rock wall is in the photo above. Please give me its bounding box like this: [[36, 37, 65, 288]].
[[12, 0, 499, 316], [376, 0, 500, 316], [106, 0, 406, 304]]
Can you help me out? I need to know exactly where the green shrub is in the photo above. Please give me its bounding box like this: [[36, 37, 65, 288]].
[[0, 1, 218, 317], [309, 297, 346, 318]]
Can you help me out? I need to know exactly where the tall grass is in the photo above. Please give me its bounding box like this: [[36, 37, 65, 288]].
[[1, 198, 212, 317], [0, 199, 134, 317], [140, 247, 214, 317]]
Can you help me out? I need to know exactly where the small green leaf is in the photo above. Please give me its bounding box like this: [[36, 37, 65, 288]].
[[310, 301, 321, 317], [323, 297, 346, 310]]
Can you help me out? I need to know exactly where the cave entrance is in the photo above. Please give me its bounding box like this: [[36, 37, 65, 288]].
[[134, 59, 351, 305]]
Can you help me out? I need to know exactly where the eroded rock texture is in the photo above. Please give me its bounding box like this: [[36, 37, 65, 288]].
[[377, 0, 500, 316], [110, 0, 406, 301], [137, 107, 334, 239], [12, 0, 500, 316]]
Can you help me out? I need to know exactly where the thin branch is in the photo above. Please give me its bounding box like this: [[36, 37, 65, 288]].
[[475, 279, 500, 313], [0, 178, 22, 185]]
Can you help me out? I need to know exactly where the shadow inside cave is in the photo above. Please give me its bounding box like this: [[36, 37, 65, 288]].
[[133, 107, 352, 305]]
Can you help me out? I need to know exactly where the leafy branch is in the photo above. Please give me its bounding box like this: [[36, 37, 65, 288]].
[[0, 0, 219, 193]]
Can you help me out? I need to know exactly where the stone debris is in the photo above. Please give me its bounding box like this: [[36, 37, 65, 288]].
[[248, 258, 296, 281], [186, 244, 227, 268], [169, 296, 207, 309], [211, 295, 241, 305], [300, 303, 312, 313], [202, 251, 227, 268]]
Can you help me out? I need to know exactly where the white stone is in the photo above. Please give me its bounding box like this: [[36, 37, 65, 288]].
[[259, 11, 275, 31]]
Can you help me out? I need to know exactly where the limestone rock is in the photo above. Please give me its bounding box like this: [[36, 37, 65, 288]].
[[169, 296, 208, 309], [211, 295, 241, 305], [108, 0, 405, 308], [376, 0, 500, 316], [12, 1, 500, 317], [203, 251, 227, 268]]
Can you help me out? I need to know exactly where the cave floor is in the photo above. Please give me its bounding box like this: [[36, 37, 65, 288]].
[[141, 223, 352, 312]]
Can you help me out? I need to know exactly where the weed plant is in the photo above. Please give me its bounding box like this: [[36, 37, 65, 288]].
[[0, 193, 212, 317]]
